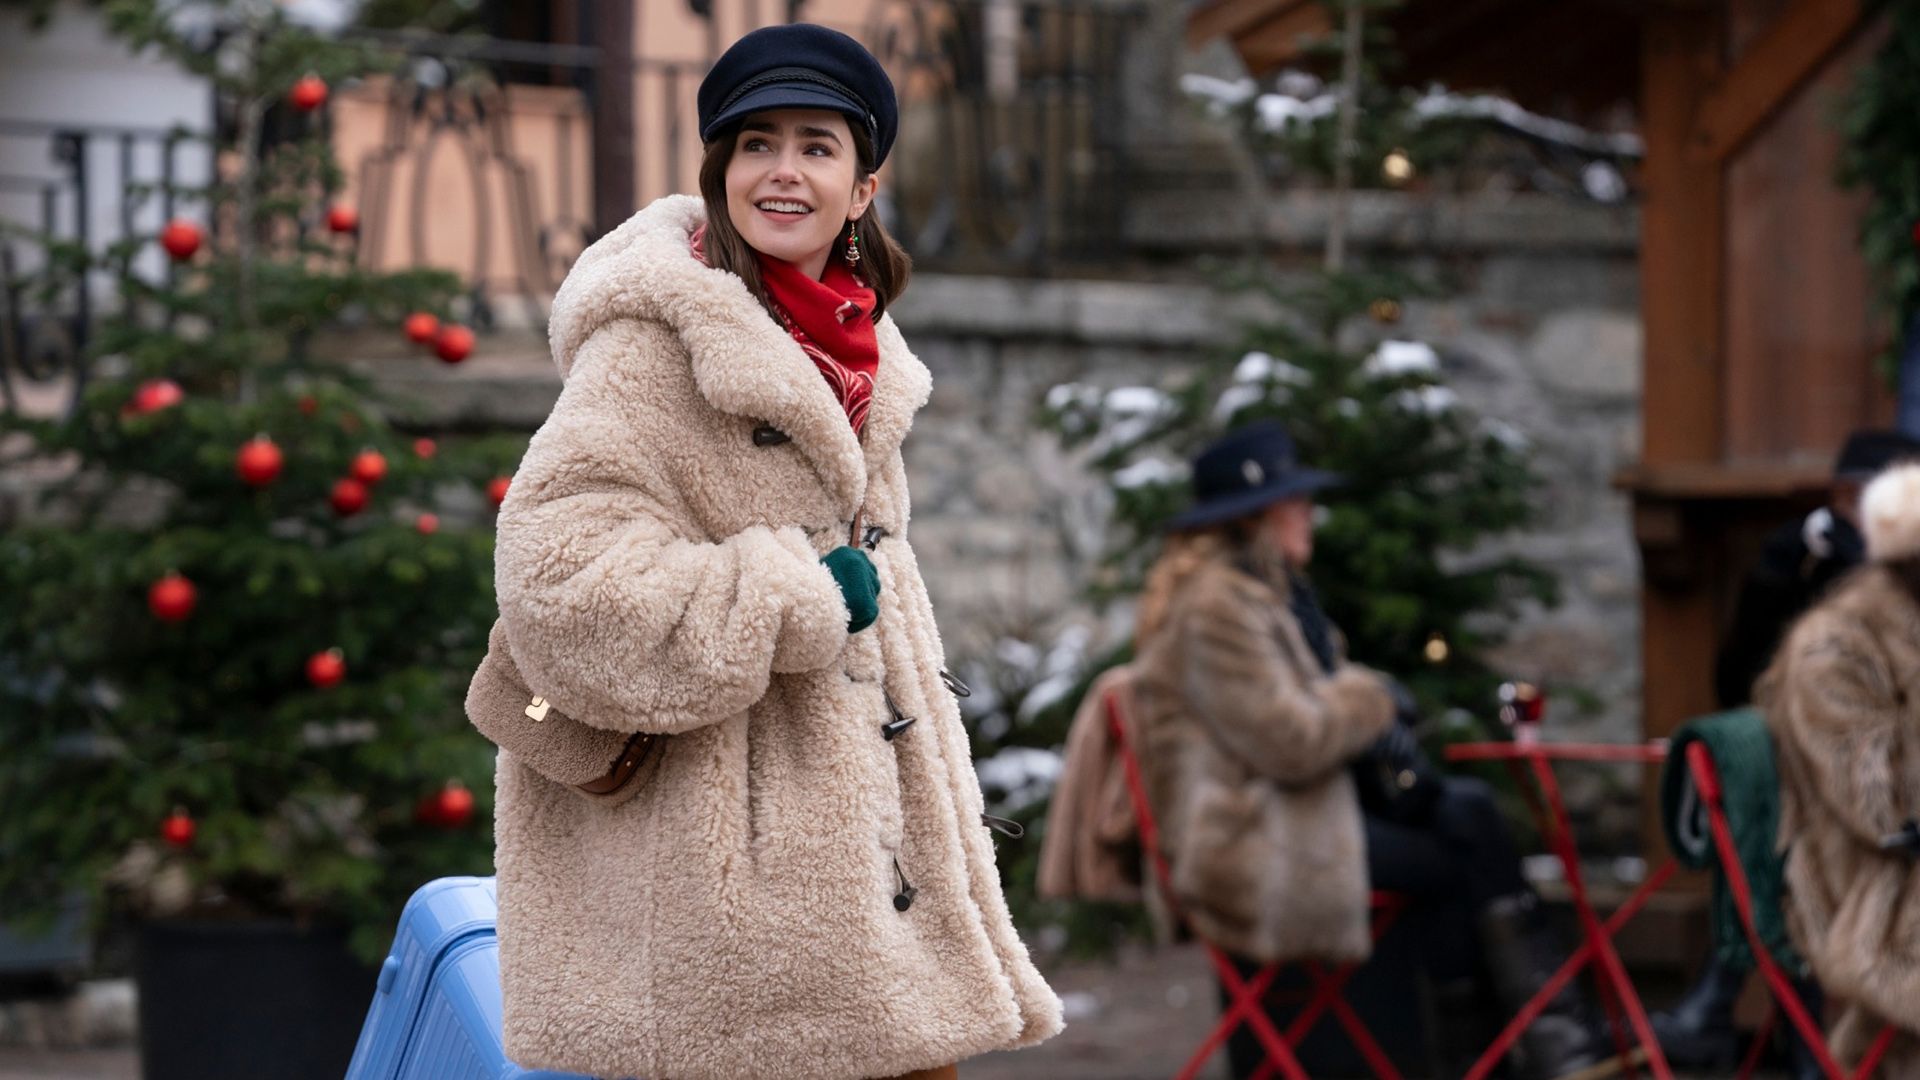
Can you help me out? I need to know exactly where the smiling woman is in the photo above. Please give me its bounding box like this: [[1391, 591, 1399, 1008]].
[[699, 105, 912, 321], [472, 20, 1061, 1080]]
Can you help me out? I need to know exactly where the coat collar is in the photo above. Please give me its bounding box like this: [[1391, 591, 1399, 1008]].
[[548, 195, 931, 519]]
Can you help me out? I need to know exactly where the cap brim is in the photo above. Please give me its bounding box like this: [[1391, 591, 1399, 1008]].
[[701, 83, 870, 144], [1165, 470, 1340, 531]]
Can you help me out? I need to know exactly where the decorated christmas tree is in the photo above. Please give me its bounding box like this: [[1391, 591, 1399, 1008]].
[[1039, 270, 1554, 714], [0, 3, 523, 959]]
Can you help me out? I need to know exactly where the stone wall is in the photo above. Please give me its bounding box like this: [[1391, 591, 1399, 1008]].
[[0, 191, 1648, 749], [889, 191, 1646, 747]]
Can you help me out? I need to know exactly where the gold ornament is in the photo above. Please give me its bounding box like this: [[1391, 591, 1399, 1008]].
[[1382, 149, 1415, 186], [1423, 632, 1449, 664], [1369, 298, 1403, 324]]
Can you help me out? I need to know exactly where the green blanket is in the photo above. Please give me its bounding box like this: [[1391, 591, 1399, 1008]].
[[1659, 708, 1803, 975]]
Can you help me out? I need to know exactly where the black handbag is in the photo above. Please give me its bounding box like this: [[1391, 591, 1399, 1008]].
[[1352, 715, 1445, 826], [1282, 574, 1444, 825]]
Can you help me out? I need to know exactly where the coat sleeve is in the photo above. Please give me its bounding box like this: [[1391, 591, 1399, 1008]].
[[493, 320, 852, 735], [1179, 571, 1395, 788], [466, 619, 643, 803], [1772, 616, 1912, 847]]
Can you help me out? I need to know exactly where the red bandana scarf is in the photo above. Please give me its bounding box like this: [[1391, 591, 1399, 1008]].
[[690, 224, 881, 435]]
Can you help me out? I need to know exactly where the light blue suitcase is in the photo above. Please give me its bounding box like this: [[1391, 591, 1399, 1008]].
[[345, 876, 600, 1080]]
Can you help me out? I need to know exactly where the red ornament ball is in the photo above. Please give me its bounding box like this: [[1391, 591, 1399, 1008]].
[[415, 512, 440, 535], [326, 204, 359, 234], [159, 219, 201, 261], [128, 378, 185, 416], [235, 436, 284, 487], [349, 448, 388, 486], [403, 312, 440, 345], [147, 573, 198, 622], [330, 477, 370, 516], [289, 74, 328, 112], [418, 782, 475, 829], [305, 648, 346, 689], [434, 324, 474, 364], [486, 475, 511, 507], [412, 437, 437, 459], [160, 809, 196, 849], [297, 394, 319, 416]]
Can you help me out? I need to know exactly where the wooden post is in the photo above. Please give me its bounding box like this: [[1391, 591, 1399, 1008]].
[[590, 0, 637, 237], [1635, 4, 1725, 860]]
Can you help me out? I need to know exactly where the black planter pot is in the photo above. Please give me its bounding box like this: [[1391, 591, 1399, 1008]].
[[136, 918, 374, 1080]]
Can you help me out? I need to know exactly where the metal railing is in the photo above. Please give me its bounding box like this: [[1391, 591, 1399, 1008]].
[[865, 0, 1143, 271], [0, 0, 1145, 417], [0, 120, 211, 418]]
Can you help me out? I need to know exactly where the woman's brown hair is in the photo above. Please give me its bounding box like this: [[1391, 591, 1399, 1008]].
[[697, 118, 912, 321], [1134, 516, 1282, 646]]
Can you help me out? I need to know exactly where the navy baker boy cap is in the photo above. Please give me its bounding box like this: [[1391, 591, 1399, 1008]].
[[697, 24, 899, 168]]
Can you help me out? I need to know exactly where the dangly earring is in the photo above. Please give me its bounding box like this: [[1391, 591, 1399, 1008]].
[[843, 218, 861, 267]]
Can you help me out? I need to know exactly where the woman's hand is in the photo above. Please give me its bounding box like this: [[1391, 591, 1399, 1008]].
[[821, 546, 881, 632]]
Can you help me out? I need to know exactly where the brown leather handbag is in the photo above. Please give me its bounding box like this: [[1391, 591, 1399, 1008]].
[[466, 619, 662, 800]]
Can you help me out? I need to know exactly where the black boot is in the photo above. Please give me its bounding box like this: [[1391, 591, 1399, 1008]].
[[1478, 892, 1628, 1080], [1649, 952, 1746, 1069], [1780, 977, 1827, 1080]]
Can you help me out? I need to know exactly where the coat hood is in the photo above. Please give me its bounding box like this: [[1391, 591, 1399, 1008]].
[[547, 195, 932, 513]]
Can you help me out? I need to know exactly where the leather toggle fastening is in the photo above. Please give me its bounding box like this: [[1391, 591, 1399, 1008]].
[[862, 524, 887, 550], [525, 695, 552, 722], [981, 813, 1024, 839], [751, 424, 791, 446], [881, 691, 916, 740], [940, 669, 971, 698]]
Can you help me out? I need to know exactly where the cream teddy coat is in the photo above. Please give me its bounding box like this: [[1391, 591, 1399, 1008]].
[[480, 195, 1062, 1080]]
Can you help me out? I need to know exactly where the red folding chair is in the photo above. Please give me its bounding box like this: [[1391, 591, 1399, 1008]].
[[1103, 688, 1410, 1080], [1682, 741, 1898, 1080]]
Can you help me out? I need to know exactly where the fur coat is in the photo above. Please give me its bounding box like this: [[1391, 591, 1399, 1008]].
[[476, 195, 1062, 1080], [1763, 565, 1920, 1076], [1129, 548, 1396, 964]]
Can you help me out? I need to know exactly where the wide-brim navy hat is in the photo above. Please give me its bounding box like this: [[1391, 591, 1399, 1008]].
[[1167, 420, 1339, 531], [697, 24, 898, 168]]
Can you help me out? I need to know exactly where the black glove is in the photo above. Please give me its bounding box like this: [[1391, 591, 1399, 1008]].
[[1382, 675, 1422, 728], [1353, 680, 1444, 825], [1881, 820, 1920, 859]]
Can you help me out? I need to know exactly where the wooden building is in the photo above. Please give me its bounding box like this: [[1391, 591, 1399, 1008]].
[[1189, 0, 1894, 748]]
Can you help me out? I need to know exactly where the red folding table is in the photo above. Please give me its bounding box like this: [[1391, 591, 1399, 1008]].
[[1443, 733, 1678, 1080]]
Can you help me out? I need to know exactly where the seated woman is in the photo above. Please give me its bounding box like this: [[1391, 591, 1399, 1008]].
[[1763, 460, 1920, 1078], [1129, 420, 1622, 1080]]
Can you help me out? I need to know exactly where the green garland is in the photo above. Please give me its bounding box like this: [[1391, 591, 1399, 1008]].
[[1838, 1, 1920, 370]]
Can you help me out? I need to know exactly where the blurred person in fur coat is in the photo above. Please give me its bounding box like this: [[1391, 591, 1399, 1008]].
[[1764, 460, 1920, 1078], [1128, 421, 1632, 1080]]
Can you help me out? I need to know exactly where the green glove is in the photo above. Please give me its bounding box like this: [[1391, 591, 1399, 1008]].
[[821, 546, 880, 633]]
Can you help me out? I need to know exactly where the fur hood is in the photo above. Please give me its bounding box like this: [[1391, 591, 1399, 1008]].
[[545, 194, 929, 518]]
